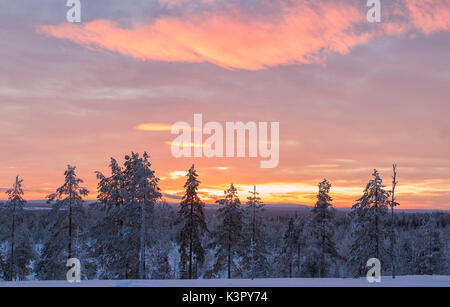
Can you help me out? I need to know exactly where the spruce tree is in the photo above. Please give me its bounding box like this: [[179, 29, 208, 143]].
[[36, 165, 88, 280], [92, 157, 133, 279], [310, 179, 339, 277], [348, 169, 389, 277], [398, 236, 415, 275], [242, 186, 269, 279], [3, 177, 33, 281], [123, 152, 161, 279], [276, 217, 299, 278], [47, 165, 89, 259], [92, 158, 126, 278], [178, 165, 207, 279], [93, 152, 161, 279], [415, 216, 447, 275], [211, 184, 243, 279]]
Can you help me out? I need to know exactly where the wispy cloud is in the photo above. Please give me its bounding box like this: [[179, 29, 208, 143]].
[[308, 164, 341, 168], [136, 123, 174, 131], [406, 0, 450, 34], [165, 141, 204, 148], [136, 123, 200, 132], [168, 170, 188, 179]]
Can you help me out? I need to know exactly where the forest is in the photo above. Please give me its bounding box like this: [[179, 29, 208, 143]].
[[0, 152, 448, 281]]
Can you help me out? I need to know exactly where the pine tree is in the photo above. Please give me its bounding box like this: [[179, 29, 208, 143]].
[[122, 152, 161, 279], [348, 169, 389, 277], [398, 236, 415, 275], [276, 217, 299, 278], [149, 200, 177, 279], [3, 176, 33, 281], [47, 165, 89, 259], [93, 152, 161, 279], [148, 242, 172, 279], [11, 232, 34, 280], [415, 216, 447, 275], [242, 186, 269, 279], [178, 165, 207, 279], [92, 157, 129, 279], [310, 179, 339, 277], [36, 165, 88, 280], [210, 184, 243, 279], [35, 221, 65, 280]]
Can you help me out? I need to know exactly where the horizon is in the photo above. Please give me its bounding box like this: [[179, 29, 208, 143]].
[[6, 199, 450, 212]]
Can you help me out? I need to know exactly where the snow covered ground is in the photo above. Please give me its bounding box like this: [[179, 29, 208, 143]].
[[0, 275, 448, 287]]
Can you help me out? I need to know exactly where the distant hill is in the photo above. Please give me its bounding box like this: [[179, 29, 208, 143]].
[[17, 200, 448, 214]]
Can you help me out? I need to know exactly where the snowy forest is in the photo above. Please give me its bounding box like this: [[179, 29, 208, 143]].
[[0, 152, 448, 281]]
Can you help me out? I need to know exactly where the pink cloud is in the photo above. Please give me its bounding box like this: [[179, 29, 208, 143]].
[[405, 0, 450, 34], [37, 1, 371, 70], [36, 0, 450, 70]]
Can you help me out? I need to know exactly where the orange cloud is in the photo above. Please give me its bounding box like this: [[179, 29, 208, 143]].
[[136, 123, 174, 131], [406, 0, 450, 34], [37, 1, 372, 70], [35, 1, 450, 70], [165, 141, 204, 148], [168, 170, 188, 179], [136, 122, 199, 131], [380, 0, 450, 36]]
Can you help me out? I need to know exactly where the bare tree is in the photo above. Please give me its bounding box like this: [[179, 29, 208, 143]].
[[390, 163, 399, 278]]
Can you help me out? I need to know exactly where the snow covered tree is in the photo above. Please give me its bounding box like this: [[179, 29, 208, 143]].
[[241, 186, 269, 279], [148, 244, 172, 279], [122, 152, 161, 279], [148, 200, 177, 279], [93, 152, 161, 279], [36, 165, 88, 280], [178, 165, 207, 279], [11, 233, 34, 281], [348, 169, 389, 277], [276, 217, 299, 278], [210, 184, 243, 279], [397, 235, 415, 275], [415, 216, 447, 275], [47, 165, 89, 259], [2, 177, 33, 281], [310, 179, 340, 277], [91, 157, 129, 279]]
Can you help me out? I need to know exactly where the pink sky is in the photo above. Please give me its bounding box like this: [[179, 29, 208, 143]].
[[1, 0, 450, 209]]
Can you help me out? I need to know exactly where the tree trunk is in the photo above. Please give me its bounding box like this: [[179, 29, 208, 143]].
[[391, 206, 395, 278], [68, 188, 72, 259], [227, 231, 231, 279], [391, 166, 397, 279], [251, 189, 256, 279], [10, 213, 15, 281], [319, 234, 325, 278], [189, 200, 193, 279], [139, 199, 145, 279], [375, 188, 379, 260]]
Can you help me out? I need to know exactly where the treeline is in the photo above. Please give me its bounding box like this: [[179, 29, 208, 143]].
[[0, 152, 448, 281]]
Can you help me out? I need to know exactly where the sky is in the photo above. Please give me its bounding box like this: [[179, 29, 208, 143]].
[[1, 0, 450, 209]]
